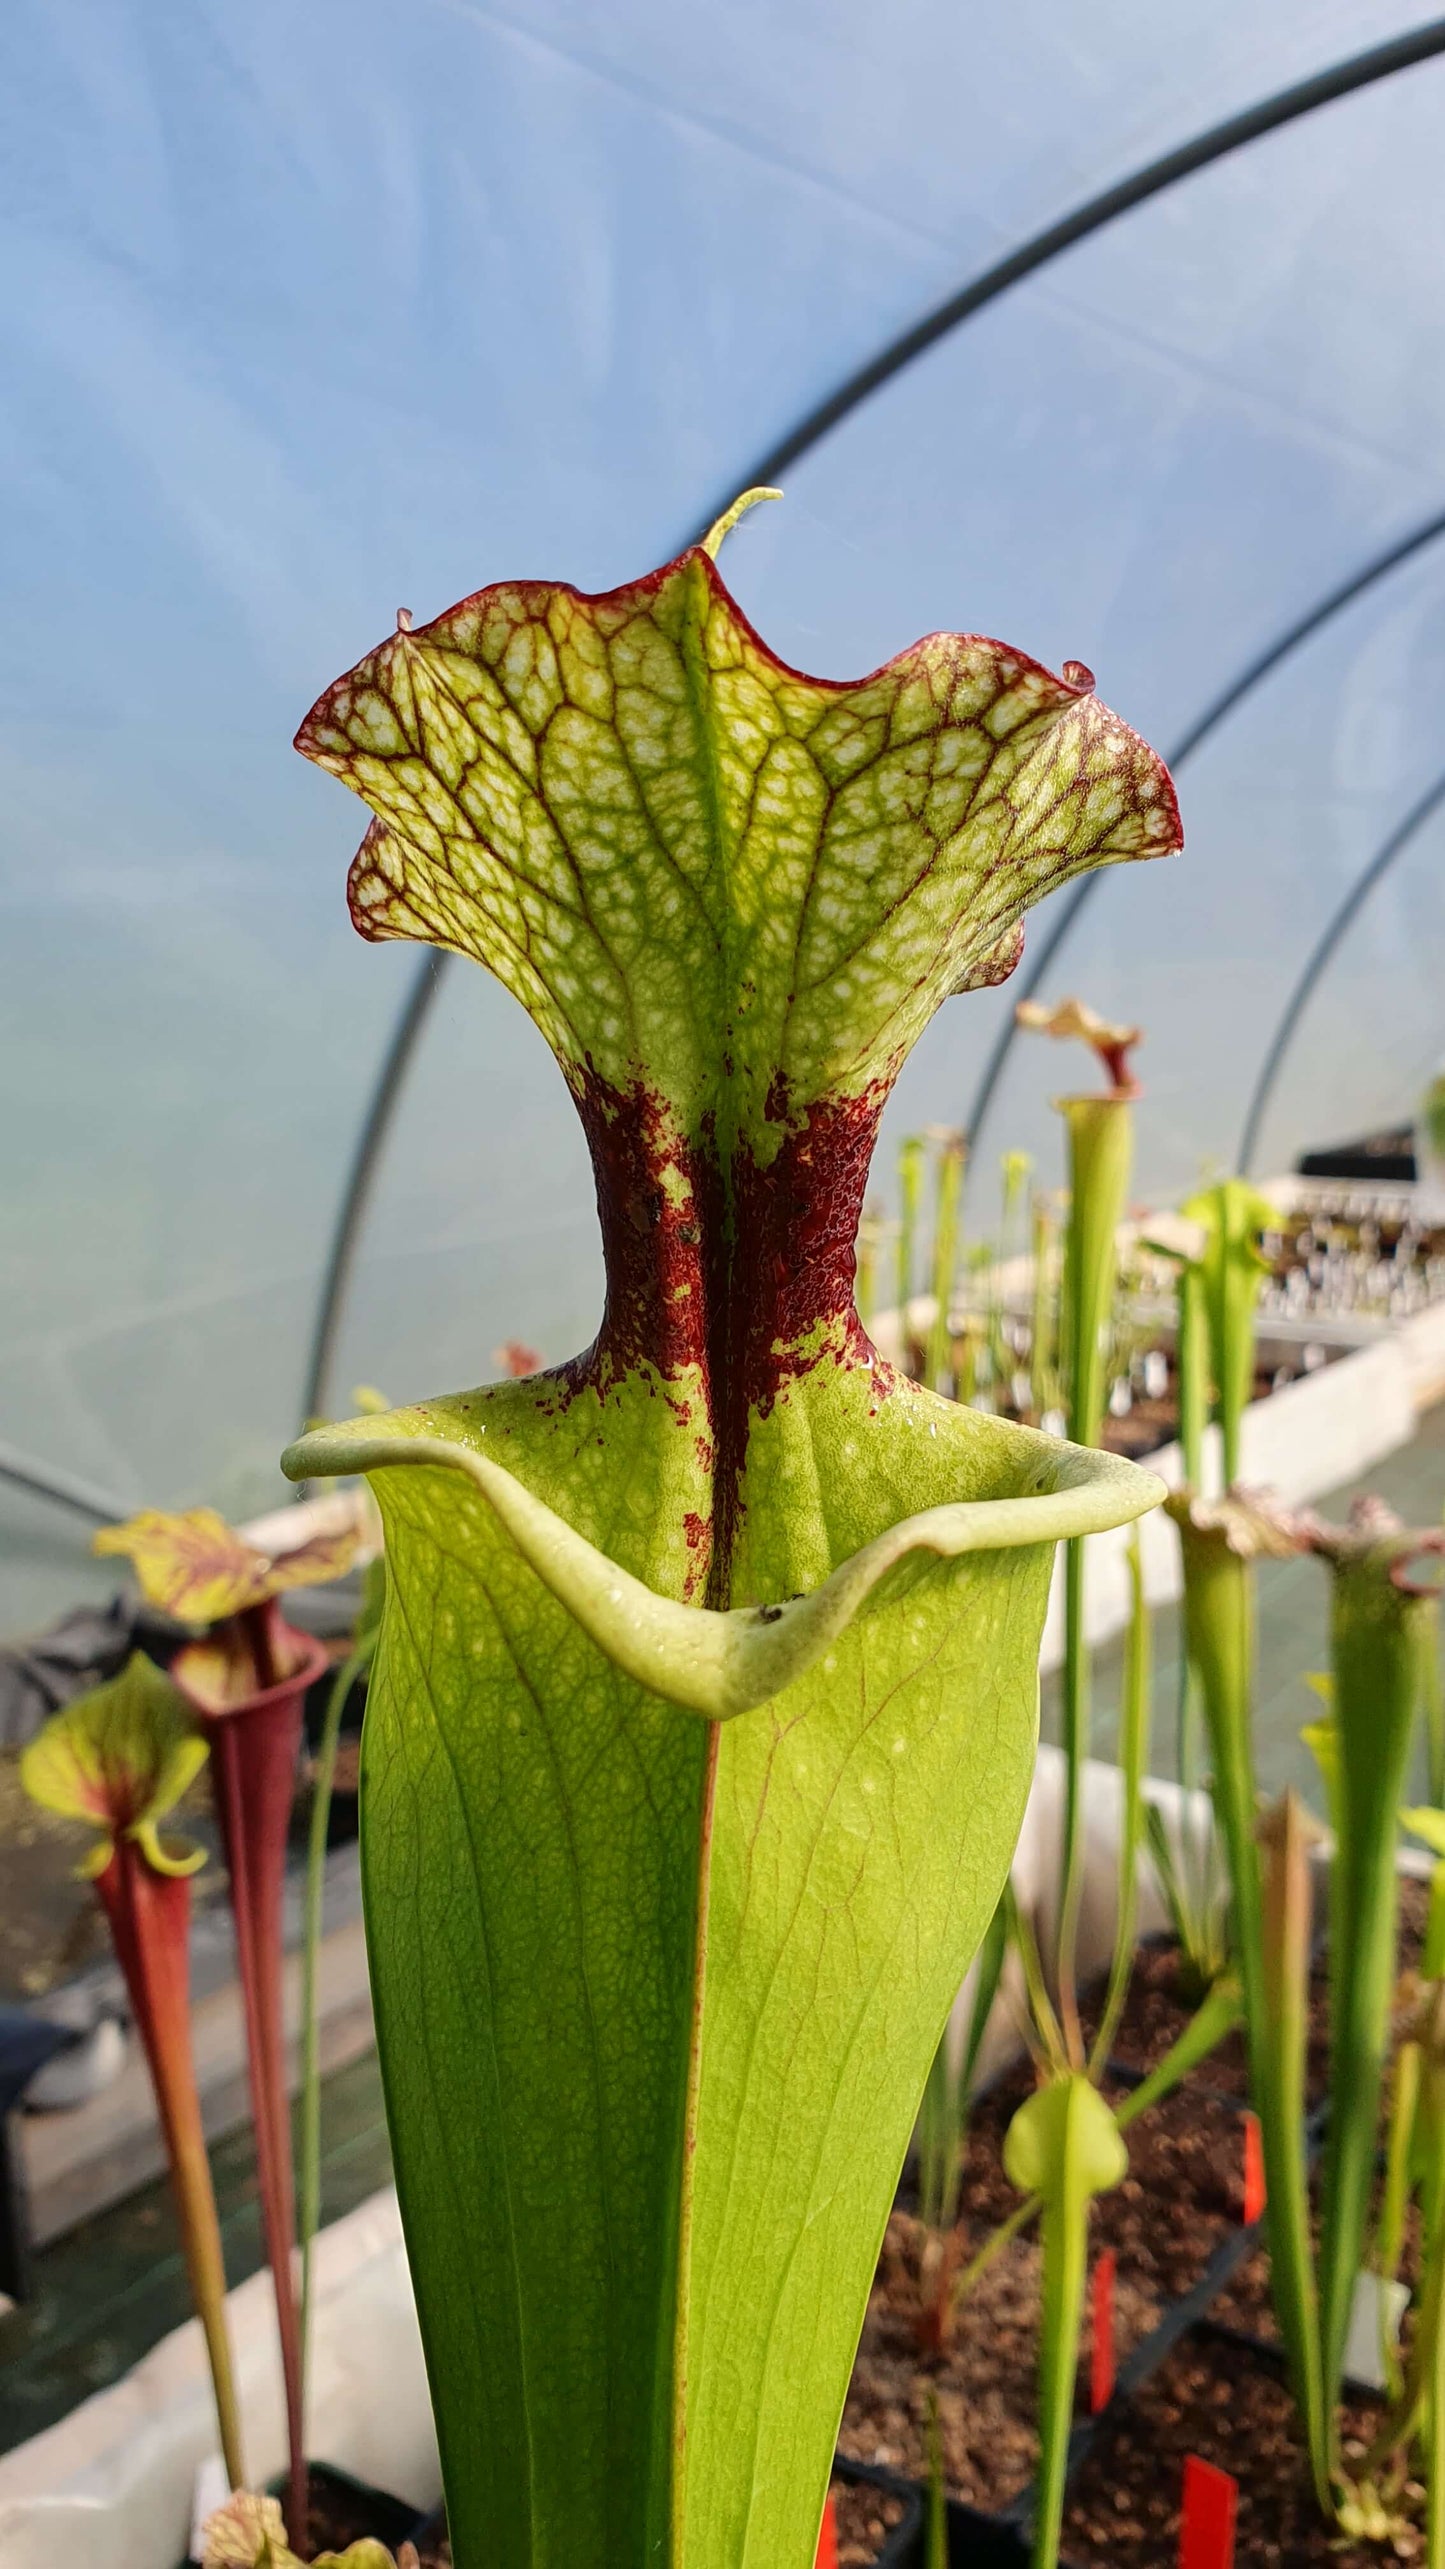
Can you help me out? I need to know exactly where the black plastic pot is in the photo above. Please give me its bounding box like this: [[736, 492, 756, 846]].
[[911, 2150, 1270, 2563], [183, 2459, 421, 2567], [835, 2453, 927, 2566]]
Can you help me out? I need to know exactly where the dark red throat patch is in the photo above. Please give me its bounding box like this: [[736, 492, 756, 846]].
[[569, 1067, 891, 1600]]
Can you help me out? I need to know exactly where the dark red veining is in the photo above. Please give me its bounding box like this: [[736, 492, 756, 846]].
[[569, 1063, 893, 1599]]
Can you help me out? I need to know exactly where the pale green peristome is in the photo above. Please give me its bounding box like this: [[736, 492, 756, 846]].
[[279, 1426, 1153, 1722], [21, 1652, 208, 1881], [286, 519, 1178, 2569]]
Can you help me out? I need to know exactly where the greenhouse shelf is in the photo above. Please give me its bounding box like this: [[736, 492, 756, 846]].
[[872, 1174, 1441, 1671]]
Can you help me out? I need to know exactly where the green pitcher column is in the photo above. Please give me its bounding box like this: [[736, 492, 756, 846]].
[[285, 507, 1180, 2569]]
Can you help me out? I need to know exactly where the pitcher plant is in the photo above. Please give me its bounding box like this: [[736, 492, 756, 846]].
[[282, 497, 1179, 2568]]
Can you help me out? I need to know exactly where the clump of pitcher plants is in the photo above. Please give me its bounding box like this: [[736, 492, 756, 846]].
[[94, 1502, 359, 2542]]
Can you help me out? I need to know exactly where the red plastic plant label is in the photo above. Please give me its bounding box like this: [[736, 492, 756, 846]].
[[1089, 2246, 1117, 2412], [1178, 2454, 1237, 2569], [1242, 2111, 1266, 2224], [814, 2489, 839, 2569]]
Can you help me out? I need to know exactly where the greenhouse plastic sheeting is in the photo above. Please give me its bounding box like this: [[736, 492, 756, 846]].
[[4, 1, 1445, 1635]]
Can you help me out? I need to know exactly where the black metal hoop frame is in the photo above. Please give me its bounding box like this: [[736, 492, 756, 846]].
[[284, 18, 1445, 1440], [15, 20, 1444, 1533], [963, 505, 1445, 1153], [1236, 765, 1445, 1177]]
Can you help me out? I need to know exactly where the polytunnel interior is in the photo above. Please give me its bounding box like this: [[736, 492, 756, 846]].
[[7, 1, 1445, 1640]]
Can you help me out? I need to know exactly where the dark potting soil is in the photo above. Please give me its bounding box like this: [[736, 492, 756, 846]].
[[1076, 1875, 1431, 2110], [1076, 1936, 1328, 2106], [830, 2474, 909, 2565], [839, 2211, 1042, 2506], [1061, 2327, 1419, 2565], [846, 1958, 1283, 2511], [403, 2477, 904, 2568], [839, 2214, 1130, 2510], [839, 2052, 1238, 2521], [296, 2465, 419, 2559], [1212, 2186, 1425, 2350]]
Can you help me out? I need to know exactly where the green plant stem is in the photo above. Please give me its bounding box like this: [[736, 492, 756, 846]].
[[1215, 1198, 1251, 1488], [1423, 1597, 1445, 1811], [952, 2193, 1036, 2306], [1032, 2188, 1085, 2569], [1005, 2077, 1126, 2569], [1055, 1543, 1089, 2066], [1318, 1556, 1424, 2428], [1056, 1095, 1133, 2056], [298, 1637, 374, 2392], [1376, 2039, 1419, 2403], [916, 2035, 953, 2241], [1114, 1970, 1243, 2124], [1143, 1782, 1224, 2003], [1185, 1180, 1271, 1487], [926, 2393, 947, 2569], [1087, 1529, 1150, 2077], [1377, 2039, 1420, 2290], [925, 1136, 966, 1392], [919, 1897, 1006, 2235], [1419, 2291, 1429, 2569], [1256, 1794, 1328, 2505], [1174, 1527, 1264, 2048], [1175, 1259, 1208, 1494], [1029, 1196, 1057, 1422], [1425, 2039, 1445, 2569], [1006, 1881, 1065, 2073], [1363, 1987, 1445, 2474], [1173, 1509, 1328, 2472], [897, 1137, 926, 1362], [1166, 1256, 1220, 1985], [1060, 1098, 1132, 1467]]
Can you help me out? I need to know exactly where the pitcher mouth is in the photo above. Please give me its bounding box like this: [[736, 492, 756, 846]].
[[283, 1414, 1163, 1724]]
